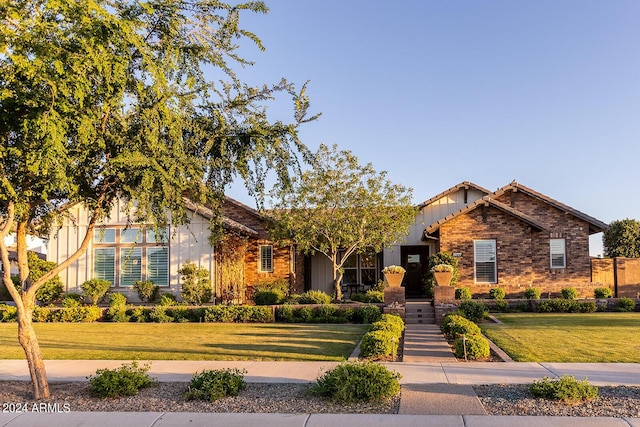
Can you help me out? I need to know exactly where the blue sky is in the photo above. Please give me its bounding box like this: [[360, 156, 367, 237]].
[[225, 0, 640, 256]]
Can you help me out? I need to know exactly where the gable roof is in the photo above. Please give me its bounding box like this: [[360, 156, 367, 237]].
[[494, 181, 608, 234], [417, 181, 491, 209], [184, 199, 259, 237], [425, 196, 547, 234]]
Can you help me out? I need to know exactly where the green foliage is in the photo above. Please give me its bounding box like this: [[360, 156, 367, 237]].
[[184, 369, 247, 402], [529, 376, 598, 403], [23, 252, 63, 305], [297, 290, 332, 305], [88, 361, 155, 398], [616, 297, 636, 312], [109, 293, 127, 308], [457, 300, 488, 322], [561, 287, 578, 300], [52, 306, 103, 322], [524, 288, 541, 299], [536, 299, 597, 313], [425, 252, 460, 289], [159, 293, 178, 306], [268, 143, 416, 300], [129, 307, 149, 323], [594, 287, 613, 298], [178, 262, 212, 305], [455, 287, 472, 300], [0, 304, 18, 322], [274, 305, 380, 324], [35, 281, 64, 306], [350, 290, 384, 303], [603, 219, 640, 258], [253, 289, 286, 305], [360, 330, 398, 358], [133, 281, 159, 303], [356, 306, 382, 324], [311, 361, 401, 402], [492, 299, 509, 312], [203, 306, 274, 323], [453, 333, 490, 360], [489, 287, 506, 300], [442, 314, 481, 337], [149, 306, 174, 323], [81, 279, 112, 305], [61, 293, 84, 308], [371, 314, 405, 335], [107, 293, 130, 322], [252, 278, 290, 296]]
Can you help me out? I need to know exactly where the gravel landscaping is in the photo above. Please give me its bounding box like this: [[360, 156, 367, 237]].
[[2, 381, 640, 417]]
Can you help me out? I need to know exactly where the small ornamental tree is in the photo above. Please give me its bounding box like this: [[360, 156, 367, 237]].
[[179, 261, 212, 305], [603, 219, 640, 258], [268, 144, 416, 300]]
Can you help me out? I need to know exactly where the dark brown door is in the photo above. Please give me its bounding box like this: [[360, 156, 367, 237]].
[[401, 246, 430, 298]]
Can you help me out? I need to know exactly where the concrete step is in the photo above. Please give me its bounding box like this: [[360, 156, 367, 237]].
[[404, 303, 436, 324]]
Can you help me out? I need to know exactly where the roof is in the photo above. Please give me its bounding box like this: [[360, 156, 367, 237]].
[[494, 181, 608, 234], [183, 199, 259, 237], [425, 196, 547, 234], [417, 181, 491, 209]]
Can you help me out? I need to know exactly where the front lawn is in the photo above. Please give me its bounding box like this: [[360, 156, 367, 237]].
[[482, 313, 640, 362], [0, 323, 369, 361]]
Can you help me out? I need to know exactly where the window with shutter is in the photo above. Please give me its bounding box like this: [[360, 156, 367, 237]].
[[550, 238, 566, 268], [147, 247, 169, 286], [94, 248, 115, 285], [474, 240, 497, 283], [120, 248, 142, 286]]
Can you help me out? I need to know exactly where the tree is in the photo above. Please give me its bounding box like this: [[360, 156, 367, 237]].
[[268, 144, 416, 300], [603, 219, 640, 258], [0, 0, 317, 399]]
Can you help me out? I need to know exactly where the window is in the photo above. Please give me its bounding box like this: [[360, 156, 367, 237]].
[[93, 226, 169, 287], [550, 238, 566, 268], [259, 245, 273, 272], [474, 240, 496, 283], [339, 250, 378, 286]]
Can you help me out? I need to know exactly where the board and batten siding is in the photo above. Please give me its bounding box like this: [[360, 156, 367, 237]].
[[47, 200, 215, 301]]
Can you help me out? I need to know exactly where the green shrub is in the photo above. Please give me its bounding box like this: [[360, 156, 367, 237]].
[[183, 369, 247, 402], [252, 278, 289, 295], [370, 314, 404, 335], [23, 252, 63, 305], [275, 305, 296, 322], [297, 290, 332, 305], [149, 306, 174, 323], [159, 293, 178, 306], [107, 293, 129, 322], [537, 299, 596, 313], [442, 314, 481, 337], [130, 306, 149, 322], [168, 307, 193, 323], [514, 301, 529, 312], [455, 287, 472, 300], [359, 330, 400, 358], [356, 305, 382, 324], [594, 287, 613, 298], [493, 299, 509, 312], [617, 297, 636, 312], [253, 289, 285, 305], [51, 306, 102, 322], [489, 287, 506, 300], [88, 361, 156, 398], [311, 361, 401, 402], [457, 300, 487, 322], [109, 293, 127, 308], [524, 288, 541, 299], [178, 261, 212, 305], [529, 375, 598, 403], [203, 306, 274, 323], [315, 304, 342, 323], [61, 293, 84, 307], [363, 290, 384, 303], [453, 333, 490, 360], [0, 304, 17, 322], [133, 280, 160, 303], [81, 278, 112, 305], [32, 307, 50, 322], [561, 287, 578, 300]]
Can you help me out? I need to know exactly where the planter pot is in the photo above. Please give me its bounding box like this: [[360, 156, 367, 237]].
[[384, 273, 404, 288], [433, 271, 453, 287]]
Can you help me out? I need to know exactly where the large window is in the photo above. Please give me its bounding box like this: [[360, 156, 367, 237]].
[[259, 245, 273, 272], [93, 227, 169, 287], [550, 238, 566, 269], [340, 251, 378, 287], [474, 240, 496, 283]]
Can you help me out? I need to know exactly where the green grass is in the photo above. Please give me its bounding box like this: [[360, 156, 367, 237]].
[[482, 313, 640, 362], [0, 323, 369, 361]]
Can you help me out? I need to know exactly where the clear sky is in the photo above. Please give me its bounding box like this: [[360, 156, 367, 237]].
[[224, 0, 640, 257]]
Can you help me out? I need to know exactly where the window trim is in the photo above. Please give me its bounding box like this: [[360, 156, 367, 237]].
[[550, 238, 566, 269], [474, 239, 497, 284], [259, 245, 274, 273]]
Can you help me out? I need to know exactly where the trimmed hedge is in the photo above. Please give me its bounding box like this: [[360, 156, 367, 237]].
[[536, 299, 597, 313], [457, 300, 487, 322], [32, 306, 103, 322], [275, 305, 381, 324], [359, 314, 404, 359], [453, 333, 490, 360], [203, 306, 273, 323], [442, 313, 481, 337]]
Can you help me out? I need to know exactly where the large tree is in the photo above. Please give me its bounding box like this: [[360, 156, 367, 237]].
[[0, 0, 316, 399], [603, 219, 640, 258], [268, 144, 416, 300]]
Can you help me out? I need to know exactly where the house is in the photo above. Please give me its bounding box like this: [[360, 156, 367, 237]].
[[47, 197, 298, 303], [383, 181, 608, 298]]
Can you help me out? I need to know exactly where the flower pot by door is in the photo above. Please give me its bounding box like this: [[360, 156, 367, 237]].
[[384, 273, 404, 288], [433, 271, 453, 287]]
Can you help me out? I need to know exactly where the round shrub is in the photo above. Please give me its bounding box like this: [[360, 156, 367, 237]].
[[561, 287, 578, 300], [62, 293, 85, 307], [356, 305, 382, 324], [524, 288, 541, 300], [617, 297, 636, 312], [159, 293, 178, 306], [81, 278, 112, 305], [594, 287, 613, 299], [453, 333, 490, 360], [133, 280, 159, 303], [253, 289, 285, 305], [455, 287, 472, 300], [311, 361, 401, 402], [489, 287, 506, 300], [457, 300, 487, 322], [297, 290, 332, 305], [88, 361, 155, 398], [183, 369, 247, 402], [442, 314, 481, 337], [370, 318, 404, 336], [529, 375, 598, 403], [360, 330, 398, 358]]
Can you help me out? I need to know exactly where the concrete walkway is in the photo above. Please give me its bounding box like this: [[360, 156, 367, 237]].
[[401, 324, 456, 363]]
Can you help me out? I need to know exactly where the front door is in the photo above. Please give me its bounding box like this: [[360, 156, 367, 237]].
[[401, 246, 430, 298]]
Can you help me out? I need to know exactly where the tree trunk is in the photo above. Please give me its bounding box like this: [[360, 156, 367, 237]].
[[332, 264, 343, 301], [17, 302, 50, 399]]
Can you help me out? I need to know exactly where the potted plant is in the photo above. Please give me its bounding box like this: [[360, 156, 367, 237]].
[[382, 265, 405, 287], [432, 264, 454, 286]]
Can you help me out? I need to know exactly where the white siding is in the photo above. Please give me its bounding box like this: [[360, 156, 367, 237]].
[[308, 254, 335, 295], [47, 200, 214, 301]]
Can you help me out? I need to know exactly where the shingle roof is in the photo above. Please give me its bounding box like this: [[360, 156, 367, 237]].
[[417, 181, 491, 209], [183, 199, 259, 237]]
